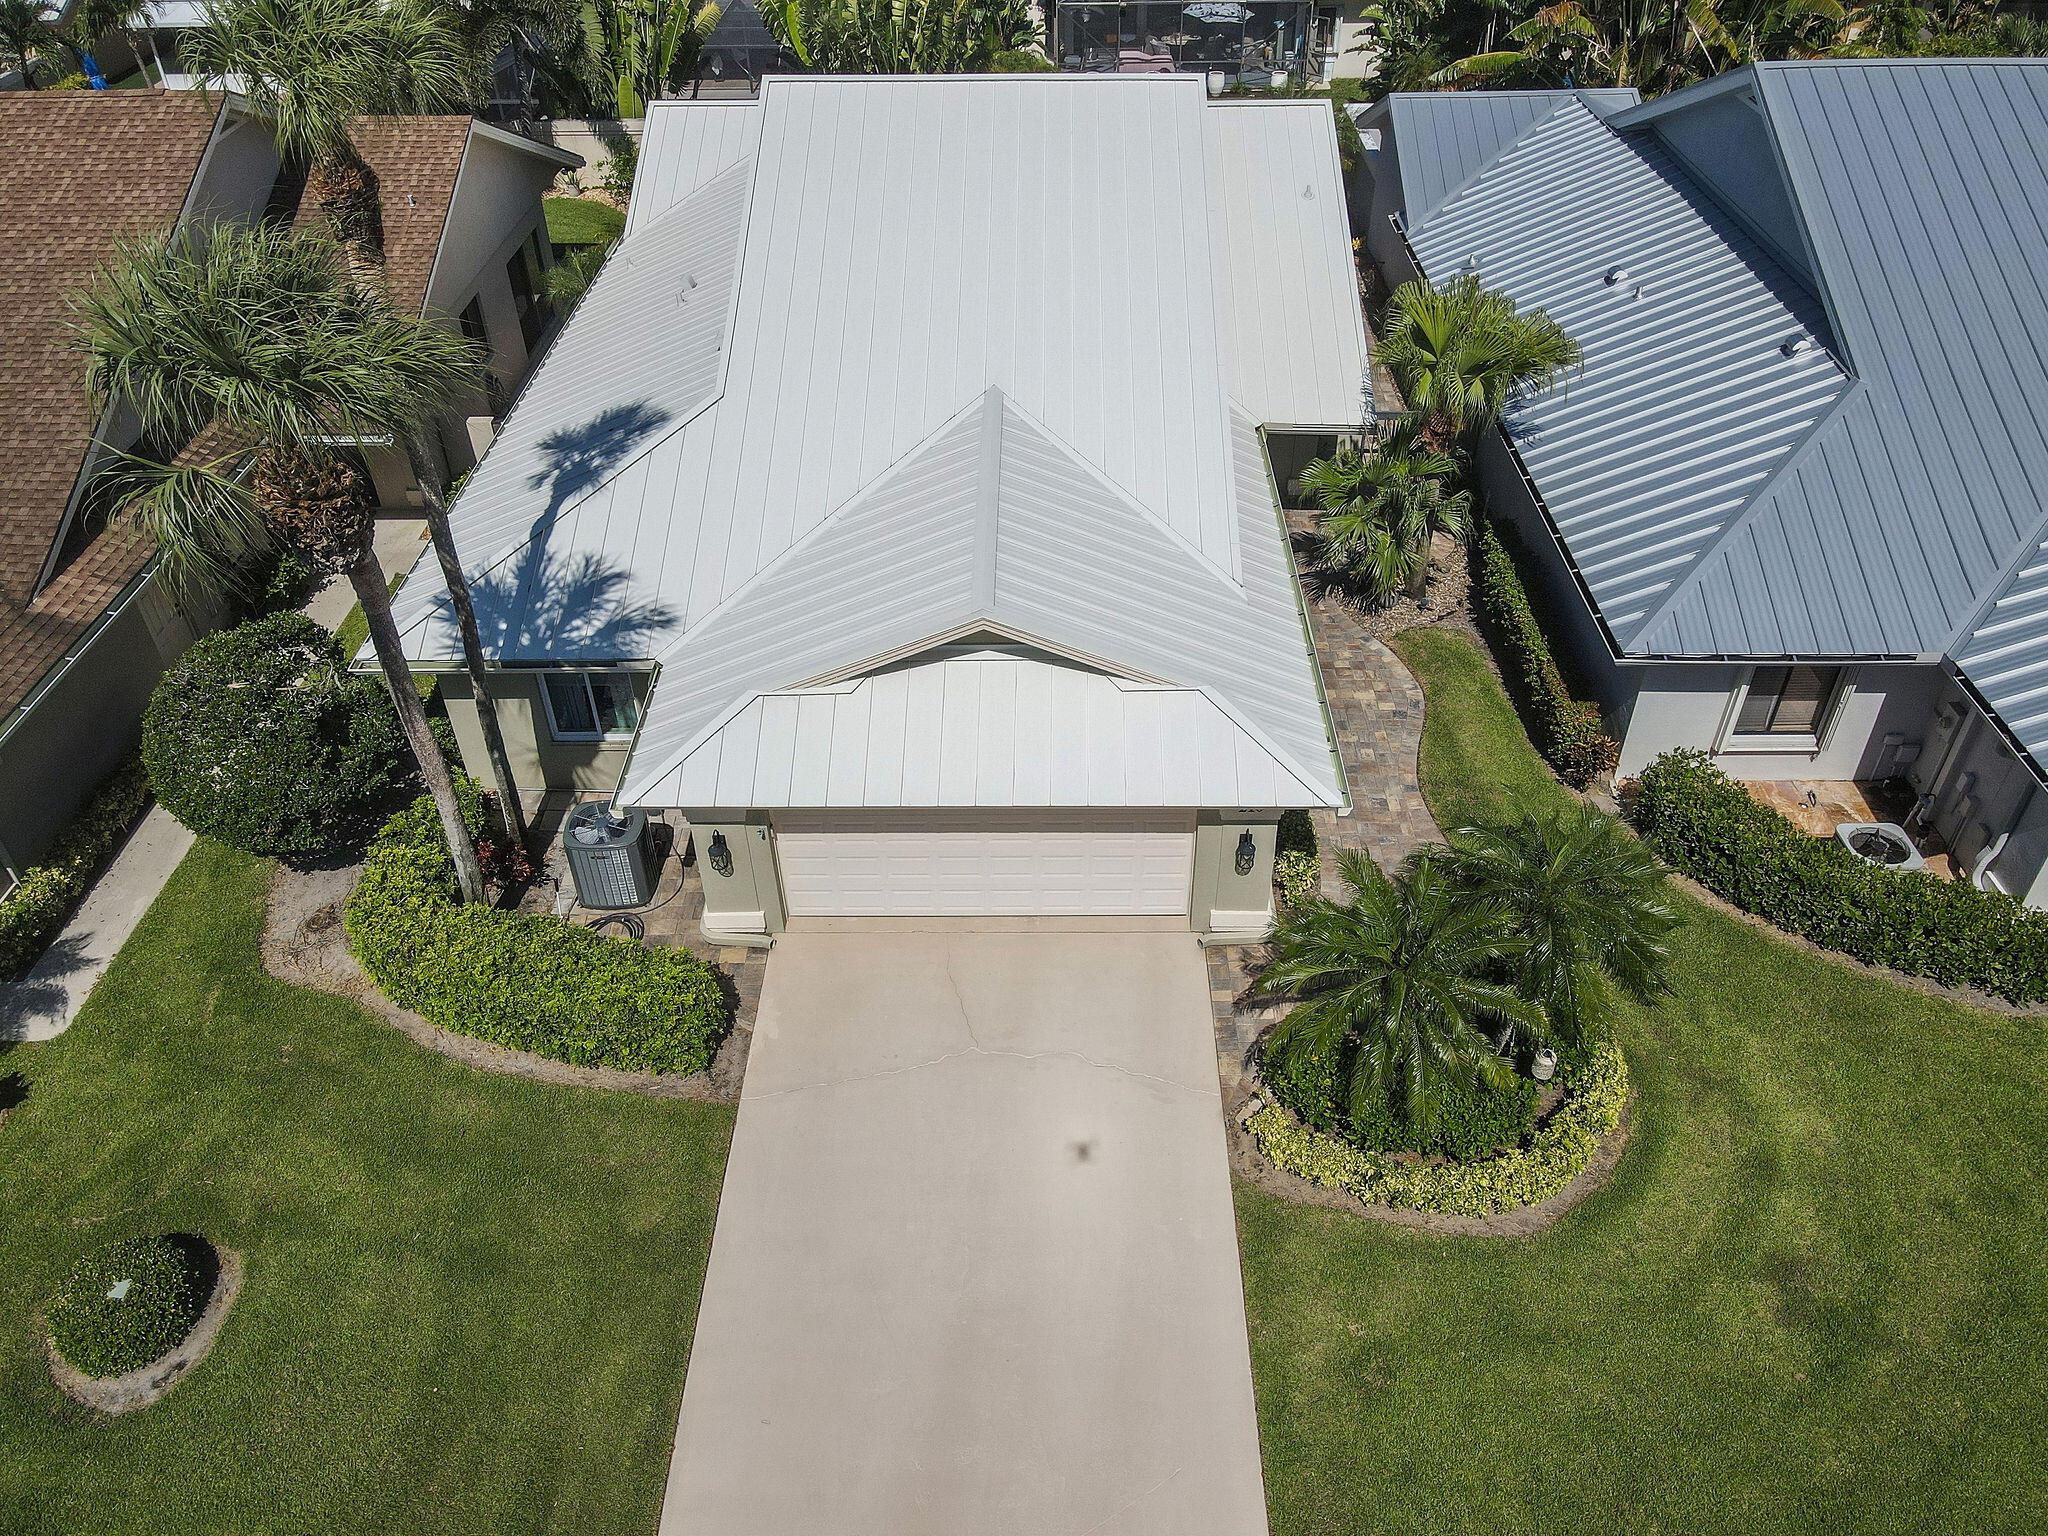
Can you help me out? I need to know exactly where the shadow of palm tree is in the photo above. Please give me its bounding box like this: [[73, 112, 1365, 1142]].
[[431, 401, 685, 660], [0, 932, 96, 1042]]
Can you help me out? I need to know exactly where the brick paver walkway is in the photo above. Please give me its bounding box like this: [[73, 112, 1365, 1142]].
[[1208, 597, 1444, 1099]]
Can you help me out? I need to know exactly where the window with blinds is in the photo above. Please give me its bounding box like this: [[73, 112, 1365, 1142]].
[[1734, 666, 1840, 736]]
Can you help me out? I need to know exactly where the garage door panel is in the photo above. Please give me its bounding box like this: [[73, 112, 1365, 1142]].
[[775, 813, 1194, 917]]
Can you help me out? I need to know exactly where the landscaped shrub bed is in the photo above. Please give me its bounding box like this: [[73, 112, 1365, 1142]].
[[344, 788, 730, 1073], [1249, 1045, 1627, 1218], [46, 1235, 208, 1378], [1630, 749, 2048, 1004], [1260, 1035, 1542, 1163], [1470, 521, 1617, 787], [1273, 809, 1320, 910], [0, 759, 151, 980]]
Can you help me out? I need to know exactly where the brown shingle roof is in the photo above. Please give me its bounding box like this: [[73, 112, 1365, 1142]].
[[295, 116, 475, 316], [0, 90, 226, 719]]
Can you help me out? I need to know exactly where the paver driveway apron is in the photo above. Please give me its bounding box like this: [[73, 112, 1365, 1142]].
[[658, 925, 1271, 1536]]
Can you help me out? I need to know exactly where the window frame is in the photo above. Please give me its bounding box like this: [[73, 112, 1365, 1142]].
[[1718, 664, 1851, 754], [537, 671, 640, 744]]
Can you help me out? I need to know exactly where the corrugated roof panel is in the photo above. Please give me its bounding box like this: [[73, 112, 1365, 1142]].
[[656, 656, 1315, 808], [1386, 89, 1639, 223], [1406, 97, 1852, 650], [1957, 531, 2048, 765], [1206, 102, 1369, 426]]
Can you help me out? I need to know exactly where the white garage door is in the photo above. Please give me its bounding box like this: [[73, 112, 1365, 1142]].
[[773, 811, 1195, 917]]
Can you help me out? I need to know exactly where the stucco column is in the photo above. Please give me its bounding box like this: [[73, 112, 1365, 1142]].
[[1192, 811, 1277, 944]]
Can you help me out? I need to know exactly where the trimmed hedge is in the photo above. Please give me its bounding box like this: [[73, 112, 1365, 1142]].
[[1631, 749, 2048, 1004], [143, 612, 404, 858], [1260, 1034, 1541, 1163], [1471, 521, 1618, 787], [46, 1235, 208, 1378], [0, 759, 151, 980], [1249, 1045, 1628, 1218], [344, 788, 730, 1073], [1273, 808, 1320, 911]]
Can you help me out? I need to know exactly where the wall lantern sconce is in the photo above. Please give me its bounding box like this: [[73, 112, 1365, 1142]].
[[1234, 830, 1257, 877], [706, 830, 733, 878]]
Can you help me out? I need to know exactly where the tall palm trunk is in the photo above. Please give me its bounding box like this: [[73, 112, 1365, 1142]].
[[410, 431, 528, 852], [351, 543, 488, 904]]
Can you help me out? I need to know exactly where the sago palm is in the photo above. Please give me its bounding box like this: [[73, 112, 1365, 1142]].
[[1253, 849, 1544, 1132], [1301, 414, 1471, 606], [1449, 805, 1679, 1047], [74, 224, 491, 902], [1379, 274, 1581, 445]]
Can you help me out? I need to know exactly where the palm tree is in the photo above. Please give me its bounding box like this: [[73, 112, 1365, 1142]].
[[1301, 414, 1471, 606], [1442, 0, 1728, 89], [1253, 849, 1544, 1132], [186, 0, 471, 250], [2, 0, 48, 85], [74, 223, 490, 903], [1378, 274, 1582, 447], [1448, 805, 1679, 1047], [190, 0, 531, 852], [591, 0, 722, 116]]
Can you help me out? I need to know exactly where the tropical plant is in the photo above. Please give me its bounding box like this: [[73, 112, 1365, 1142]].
[[189, 0, 533, 853], [186, 0, 472, 245], [45, 0, 150, 80], [766, 0, 989, 72], [974, 0, 1037, 52], [591, 0, 722, 116], [1443, 0, 1722, 89], [544, 242, 610, 310], [1252, 848, 1543, 1132], [1301, 414, 1471, 606], [1448, 803, 1679, 1046], [1378, 274, 1581, 445], [73, 223, 491, 901], [1, 0, 49, 85], [1709, 0, 1847, 62]]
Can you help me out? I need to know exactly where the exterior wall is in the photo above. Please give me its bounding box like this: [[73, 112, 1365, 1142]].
[[1616, 662, 1948, 782], [681, 811, 783, 942], [183, 110, 281, 227], [1328, 8, 1378, 79], [0, 574, 222, 880], [437, 668, 653, 793], [1356, 127, 1414, 280], [1191, 811, 1277, 939], [542, 118, 642, 193]]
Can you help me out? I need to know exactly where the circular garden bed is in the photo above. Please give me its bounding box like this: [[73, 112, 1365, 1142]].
[[43, 1234, 240, 1414]]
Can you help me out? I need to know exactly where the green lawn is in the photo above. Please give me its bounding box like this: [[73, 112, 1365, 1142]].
[[0, 841, 733, 1535], [545, 196, 626, 250], [1242, 626, 2048, 1535]]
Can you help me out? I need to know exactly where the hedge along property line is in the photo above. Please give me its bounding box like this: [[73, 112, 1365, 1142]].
[[343, 788, 730, 1074], [1631, 749, 2048, 1005], [0, 759, 151, 980], [1247, 1045, 1629, 1218], [1470, 521, 1618, 788]]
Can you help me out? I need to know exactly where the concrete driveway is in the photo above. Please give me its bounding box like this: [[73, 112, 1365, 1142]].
[[657, 925, 1270, 1536]]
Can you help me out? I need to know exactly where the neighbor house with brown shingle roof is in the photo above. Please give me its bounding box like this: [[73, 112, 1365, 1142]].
[[0, 90, 575, 886]]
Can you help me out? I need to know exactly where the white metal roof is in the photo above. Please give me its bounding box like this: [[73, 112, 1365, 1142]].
[[390, 75, 1362, 810], [645, 650, 1325, 809]]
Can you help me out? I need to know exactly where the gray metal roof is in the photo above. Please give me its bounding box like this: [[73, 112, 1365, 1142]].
[[1407, 98, 1851, 648], [1369, 89, 1639, 225], [1398, 63, 2048, 768]]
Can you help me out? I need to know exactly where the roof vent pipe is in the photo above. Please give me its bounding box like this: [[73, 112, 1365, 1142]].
[[1631, 283, 1648, 302], [1604, 265, 1629, 286]]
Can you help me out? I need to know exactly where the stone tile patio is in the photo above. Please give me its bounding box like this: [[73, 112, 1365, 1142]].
[[1209, 595, 1445, 1102]]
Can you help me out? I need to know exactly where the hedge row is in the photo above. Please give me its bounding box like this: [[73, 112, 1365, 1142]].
[[1470, 521, 1618, 787], [1261, 1035, 1543, 1163], [0, 760, 151, 980], [1248, 1045, 1627, 1217], [1631, 749, 2048, 1004], [344, 788, 729, 1074]]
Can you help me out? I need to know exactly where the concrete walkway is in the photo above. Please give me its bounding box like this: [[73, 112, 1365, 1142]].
[[0, 515, 430, 1042], [659, 928, 1271, 1536], [0, 809, 195, 1043]]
